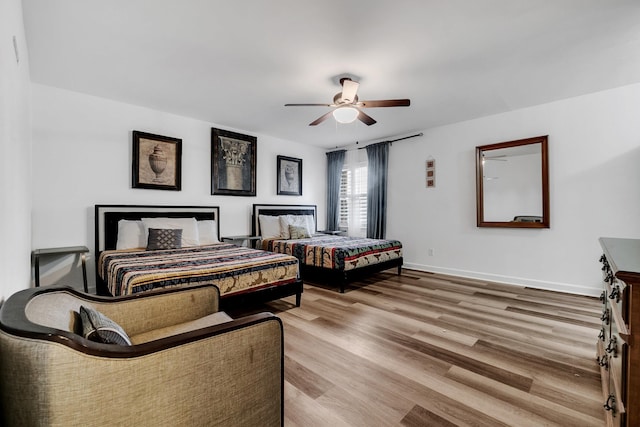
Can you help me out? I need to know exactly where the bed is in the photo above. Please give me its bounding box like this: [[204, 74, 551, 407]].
[[252, 204, 403, 293], [94, 205, 303, 308]]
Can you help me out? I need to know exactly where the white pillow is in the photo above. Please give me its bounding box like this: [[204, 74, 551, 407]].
[[198, 220, 219, 245], [116, 220, 145, 250], [141, 217, 200, 247], [302, 215, 315, 235], [259, 215, 282, 239], [279, 215, 314, 239]]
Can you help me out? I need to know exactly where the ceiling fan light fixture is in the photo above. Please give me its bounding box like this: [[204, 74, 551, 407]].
[[333, 107, 359, 124]]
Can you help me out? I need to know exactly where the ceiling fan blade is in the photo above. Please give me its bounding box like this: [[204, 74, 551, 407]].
[[309, 111, 335, 126], [285, 103, 333, 107], [341, 79, 359, 103], [357, 110, 377, 126], [359, 99, 411, 108]]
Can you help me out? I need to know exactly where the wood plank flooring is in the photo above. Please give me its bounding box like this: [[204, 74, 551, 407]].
[[233, 269, 604, 427]]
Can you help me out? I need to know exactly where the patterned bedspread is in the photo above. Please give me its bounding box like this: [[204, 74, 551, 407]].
[[262, 235, 402, 271], [98, 243, 300, 296]]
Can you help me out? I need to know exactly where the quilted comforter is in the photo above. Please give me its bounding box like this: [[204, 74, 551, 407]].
[[98, 243, 299, 296], [262, 235, 402, 271]]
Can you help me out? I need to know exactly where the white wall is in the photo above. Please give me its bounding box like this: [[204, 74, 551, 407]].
[[31, 84, 326, 290], [388, 83, 640, 296], [0, 0, 32, 302]]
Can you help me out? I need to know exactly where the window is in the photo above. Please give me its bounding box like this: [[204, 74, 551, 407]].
[[339, 150, 367, 236]]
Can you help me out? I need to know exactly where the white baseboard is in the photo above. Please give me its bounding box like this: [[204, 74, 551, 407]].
[[403, 262, 601, 297]]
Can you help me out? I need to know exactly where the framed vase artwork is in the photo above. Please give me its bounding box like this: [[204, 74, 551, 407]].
[[132, 131, 182, 191], [211, 128, 257, 196], [277, 155, 302, 196]]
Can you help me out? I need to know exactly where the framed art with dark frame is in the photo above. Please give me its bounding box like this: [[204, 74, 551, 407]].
[[132, 130, 182, 191], [277, 155, 302, 196], [211, 128, 257, 196]]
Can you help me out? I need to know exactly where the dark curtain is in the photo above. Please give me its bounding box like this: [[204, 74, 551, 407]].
[[326, 150, 346, 231], [366, 142, 390, 239]]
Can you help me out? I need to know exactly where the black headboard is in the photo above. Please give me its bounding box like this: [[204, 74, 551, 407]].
[[252, 204, 317, 236], [95, 205, 220, 253]]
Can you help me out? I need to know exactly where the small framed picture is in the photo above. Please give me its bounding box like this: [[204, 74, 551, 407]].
[[132, 131, 182, 191], [277, 155, 302, 196], [426, 158, 436, 188]]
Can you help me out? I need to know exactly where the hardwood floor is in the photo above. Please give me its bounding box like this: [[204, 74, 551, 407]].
[[239, 269, 605, 426]]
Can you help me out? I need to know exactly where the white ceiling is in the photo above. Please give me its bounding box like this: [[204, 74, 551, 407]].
[[22, 0, 640, 149]]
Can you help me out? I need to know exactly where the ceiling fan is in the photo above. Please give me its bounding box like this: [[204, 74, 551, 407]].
[[285, 77, 410, 126]]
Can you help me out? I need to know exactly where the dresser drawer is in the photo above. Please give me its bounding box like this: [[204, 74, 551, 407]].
[[609, 314, 628, 425], [599, 253, 627, 426], [597, 342, 616, 427], [599, 238, 640, 427], [598, 339, 625, 427]]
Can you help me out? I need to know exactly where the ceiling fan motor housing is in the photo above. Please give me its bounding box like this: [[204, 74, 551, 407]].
[[333, 92, 358, 105]]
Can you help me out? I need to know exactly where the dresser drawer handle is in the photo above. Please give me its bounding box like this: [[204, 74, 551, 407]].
[[599, 291, 606, 303], [600, 254, 609, 271], [609, 286, 621, 303], [597, 355, 609, 369], [601, 309, 610, 325], [606, 336, 618, 357], [598, 328, 606, 342], [604, 394, 616, 413]]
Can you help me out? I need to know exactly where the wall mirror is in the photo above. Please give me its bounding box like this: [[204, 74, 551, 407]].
[[476, 135, 549, 228]]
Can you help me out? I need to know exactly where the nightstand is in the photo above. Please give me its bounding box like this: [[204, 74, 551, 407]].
[[32, 246, 89, 292], [221, 235, 262, 248]]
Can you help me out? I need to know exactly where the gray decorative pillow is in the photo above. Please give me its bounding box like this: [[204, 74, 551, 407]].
[[289, 224, 311, 239], [79, 305, 132, 345], [146, 228, 182, 250]]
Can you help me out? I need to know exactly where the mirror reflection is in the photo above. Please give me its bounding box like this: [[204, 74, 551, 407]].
[[476, 135, 549, 228]]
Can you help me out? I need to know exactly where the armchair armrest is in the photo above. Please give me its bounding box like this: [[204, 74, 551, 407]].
[[14, 284, 220, 339], [94, 284, 221, 336], [1, 284, 227, 357]]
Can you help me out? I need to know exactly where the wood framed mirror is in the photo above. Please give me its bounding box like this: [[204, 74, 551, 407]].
[[476, 135, 549, 228]]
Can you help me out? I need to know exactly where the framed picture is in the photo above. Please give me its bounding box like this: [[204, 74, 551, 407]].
[[211, 128, 256, 196], [277, 155, 302, 196], [426, 157, 436, 188], [132, 131, 182, 191]]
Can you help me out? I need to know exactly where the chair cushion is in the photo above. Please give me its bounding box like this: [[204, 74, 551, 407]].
[[79, 306, 132, 345], [129, 311, 233, 344]]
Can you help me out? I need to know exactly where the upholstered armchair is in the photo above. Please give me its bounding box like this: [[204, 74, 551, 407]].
[[0, 284, 283, 426]]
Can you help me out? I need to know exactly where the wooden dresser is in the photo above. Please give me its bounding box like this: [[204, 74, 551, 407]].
[[598, 237, 640, 427]]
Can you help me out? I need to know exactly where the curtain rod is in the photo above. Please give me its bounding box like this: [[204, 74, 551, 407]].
[[328, 132, 423, 153], [356, 132, 423, 149]]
